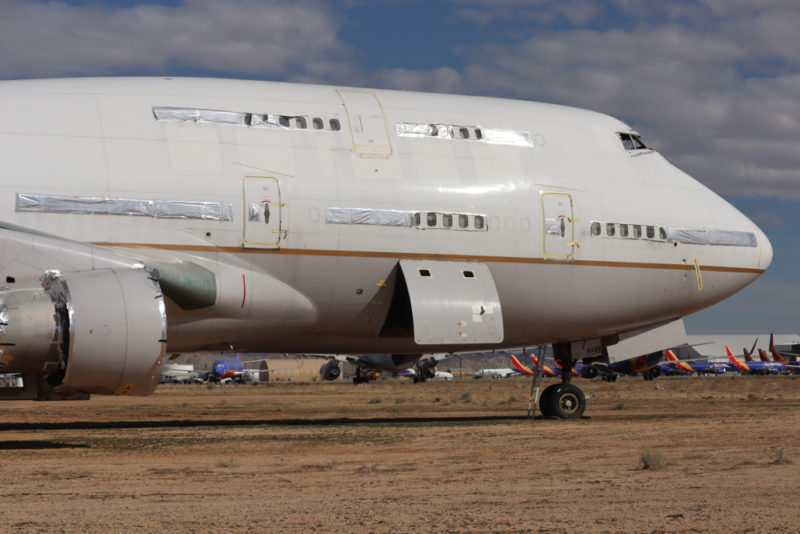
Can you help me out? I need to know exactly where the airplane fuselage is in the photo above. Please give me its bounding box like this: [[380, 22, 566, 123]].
[[0, 77, 772, 395]]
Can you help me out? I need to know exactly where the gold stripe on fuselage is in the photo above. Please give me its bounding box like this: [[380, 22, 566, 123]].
[[91, 243, 765, 275]]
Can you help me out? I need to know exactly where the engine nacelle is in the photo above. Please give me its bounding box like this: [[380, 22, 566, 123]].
[[319, 360, 341, 381], [580, 366, 599, 379], [0, 268, 167, 395]]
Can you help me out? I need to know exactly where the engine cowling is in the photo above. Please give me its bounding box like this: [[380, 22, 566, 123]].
[[319, 360, 341, 381], [0, 268, 167, 395], [580, 366, 599, 379]]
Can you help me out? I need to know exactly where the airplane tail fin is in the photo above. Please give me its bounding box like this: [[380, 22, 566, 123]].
[[727, 346, 749, 372], [665, 349, 694, 373], [769, 333, 786, 363], [742, 338, 758, 362], [510, 354, 534, 375], [527, 353, 558, 377], [758, 349, 771, 362]]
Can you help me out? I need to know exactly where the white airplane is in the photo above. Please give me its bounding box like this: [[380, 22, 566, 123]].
[[0, 77, 771, 418], [473, 368, 517, 379]]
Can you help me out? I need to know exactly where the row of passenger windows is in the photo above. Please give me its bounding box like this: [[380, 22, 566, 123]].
[[591, 221, 667, 241], [253, 114, 340, 131], [413, 212, 487, 231]]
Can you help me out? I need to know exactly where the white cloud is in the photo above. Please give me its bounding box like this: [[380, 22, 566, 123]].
[[0, 0, 350, 79], [396, 2, 800, 200]]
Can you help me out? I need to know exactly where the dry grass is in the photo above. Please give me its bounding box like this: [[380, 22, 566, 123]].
[[1, 376, 799, 533]]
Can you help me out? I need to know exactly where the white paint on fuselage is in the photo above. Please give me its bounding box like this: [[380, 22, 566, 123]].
[[0, 77, 772, 354]]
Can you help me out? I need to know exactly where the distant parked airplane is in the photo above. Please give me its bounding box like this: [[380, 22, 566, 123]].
[[726, 345, 786, 375]]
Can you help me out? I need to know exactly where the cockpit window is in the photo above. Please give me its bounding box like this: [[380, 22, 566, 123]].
[[619, 132, 648, 151]]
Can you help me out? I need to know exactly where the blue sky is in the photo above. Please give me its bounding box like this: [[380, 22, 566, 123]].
[[0, 0, 797, 334]]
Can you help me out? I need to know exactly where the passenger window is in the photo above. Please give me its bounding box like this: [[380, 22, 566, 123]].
[[459, 214, 468, 228], [427, 213, 437, 227], [443, 214, 453, 228], [458, 127, 470, 139], [312, 117, 324, 129], [474, 216, 485, 230], [619, 224, 629, 237], [646, 225, 655, 239], [633, 225, 642, 238], [329, 119, 341, 131], [474, 128, 483, 140], [294, 117, 307, 129], [606, 223, 615, 237], [591, 222, 601, 236]]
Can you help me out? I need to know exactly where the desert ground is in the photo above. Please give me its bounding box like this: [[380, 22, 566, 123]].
[[0, 374, 798, 533]]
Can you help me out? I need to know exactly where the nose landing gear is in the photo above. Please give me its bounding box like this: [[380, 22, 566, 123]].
[[539, 383, 586, 418], [539, 342, 587, 419]]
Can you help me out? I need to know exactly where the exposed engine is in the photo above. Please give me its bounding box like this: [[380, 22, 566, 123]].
[[0, 268, 167, 395], [319, 360, 341, 381]]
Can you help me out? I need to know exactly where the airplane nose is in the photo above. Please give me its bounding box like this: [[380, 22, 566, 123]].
[[756, 225, 773, 271]]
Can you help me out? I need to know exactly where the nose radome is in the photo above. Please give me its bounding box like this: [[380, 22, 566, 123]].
[[756, 225, 773, 271]]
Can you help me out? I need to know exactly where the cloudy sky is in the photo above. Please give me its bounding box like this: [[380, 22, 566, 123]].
[[1, 0, 797, 334]]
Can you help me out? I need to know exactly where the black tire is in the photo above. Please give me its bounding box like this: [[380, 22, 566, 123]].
[[541, 383, 586, 419], [539, 384, 558, 417]]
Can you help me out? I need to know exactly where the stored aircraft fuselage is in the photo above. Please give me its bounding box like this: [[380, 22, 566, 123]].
[[0, 77, 771, 397]]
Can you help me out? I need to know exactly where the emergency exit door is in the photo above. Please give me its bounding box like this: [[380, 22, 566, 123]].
[[337, 90, 393, 158], [243, 176, 283, 249], [541, 191, 576, 261]]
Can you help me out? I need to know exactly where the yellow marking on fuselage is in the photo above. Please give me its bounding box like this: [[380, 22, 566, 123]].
[[90, 243, 765, 275]]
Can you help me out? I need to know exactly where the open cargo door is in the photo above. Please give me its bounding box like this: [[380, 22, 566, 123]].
[[398, 260, 503, 345]]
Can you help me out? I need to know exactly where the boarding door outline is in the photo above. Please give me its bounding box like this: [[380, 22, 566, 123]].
[[541, 191, 577, 261], [336, 90, 393, 158], [243, 176, 283, 249]]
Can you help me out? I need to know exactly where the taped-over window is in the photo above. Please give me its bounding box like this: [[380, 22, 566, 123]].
[[326, 207, 413, 227], [153, 107, 250, 126], [16, 193, 233, 221], [153, 106, 341, 132], [665, 228, 758, 247]]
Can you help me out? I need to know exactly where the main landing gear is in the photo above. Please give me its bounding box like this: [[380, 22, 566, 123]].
[[353, 366, 368, 384], [539, 342, 587, 419]]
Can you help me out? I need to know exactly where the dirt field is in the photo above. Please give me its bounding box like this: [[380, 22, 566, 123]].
[[0, 375, 798, 533]]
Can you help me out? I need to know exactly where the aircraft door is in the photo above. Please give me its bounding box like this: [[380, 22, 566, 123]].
[[243, 176, 283, 249], [337, 90, 393, 158], [398, 260, 503, 345], [541, 191, 576, 261]]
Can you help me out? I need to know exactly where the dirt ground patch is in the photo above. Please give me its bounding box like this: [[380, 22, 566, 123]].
[[0, 375, 798, 533]]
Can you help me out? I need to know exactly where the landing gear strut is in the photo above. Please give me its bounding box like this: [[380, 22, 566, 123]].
[[353, 366, 367, 384], [540, 342, 587, 419]]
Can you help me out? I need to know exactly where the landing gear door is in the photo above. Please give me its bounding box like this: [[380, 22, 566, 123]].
[[541, 191, 576, 261], [243, 176, 283, 249], [399, 260, 503, 345]]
